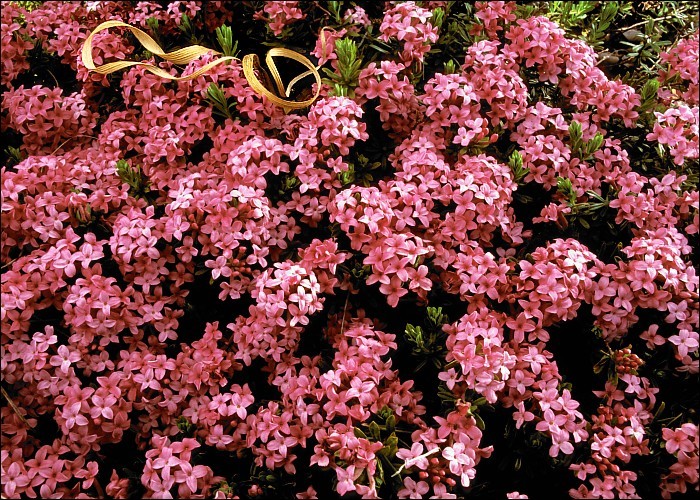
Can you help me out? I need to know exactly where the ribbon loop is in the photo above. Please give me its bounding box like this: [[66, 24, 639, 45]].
[[82, 20, 322, 111]]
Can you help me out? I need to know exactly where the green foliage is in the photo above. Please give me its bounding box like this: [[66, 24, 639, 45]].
[[557, 176, 613, 229], [178, 13, 194, 40], [176, 415, 196, 437], [10, 1, 41, 11], [547, 1, 597, 29], [206, 83, 237, 120], [4, 146, 24, 168], [404, 307, 449, 372], [546, 1, 698, 87], [215, 25, 239, 57], [430, 7, 446, 30], [178, 13, 205, 44], [427, 5, 480, 67], [637, 78, 660, 114], [568, 121, 604, 161], [116, 159, 150, 198], [327, 1, 343, 23], [443, 59, 458, 75], [324, 38, 363, 98], [556, 177, 578, 207], [146, 17, 163, 47], [508, 150, 530, 184], [352, 407, 405, 491], [339, 154, 382, 187], [277, 173, 301, 197], [586, 1, 620, 48]]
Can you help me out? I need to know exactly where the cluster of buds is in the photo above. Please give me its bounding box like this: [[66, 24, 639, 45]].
[[418, 456, 457, 488], [248, 484, 263, 497], [613, 348, 644, 375], [227, 247, 255, 280], [596, 456, 622, 476]]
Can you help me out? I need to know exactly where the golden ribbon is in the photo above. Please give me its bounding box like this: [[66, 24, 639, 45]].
[[81, 20, 322, 111]]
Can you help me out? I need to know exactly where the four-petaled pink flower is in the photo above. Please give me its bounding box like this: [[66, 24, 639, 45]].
[[49, 345, 81, 374], [398, 476, 430, 499], [173, 462, 209, 494]]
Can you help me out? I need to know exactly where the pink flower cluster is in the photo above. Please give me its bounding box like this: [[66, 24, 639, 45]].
[[2, 85, 98, 155], [0, 4, 34, 87], [659, 30, 699, 107], [648, 30, 699, 165], [569, 370, 659, 498], [343, 6, 371, 29], [311, 28, 347, 68], [1, 2, 698, 499], [474, 1, 517, 38], [660, 423, 699, 498], [647, 105, 699, 165], [142, 436, 217, 498], [253, 1, 305, 37], [379, 1, 439, 65]]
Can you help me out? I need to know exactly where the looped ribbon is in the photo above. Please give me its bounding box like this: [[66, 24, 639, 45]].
[[81, 20, 324, 112]]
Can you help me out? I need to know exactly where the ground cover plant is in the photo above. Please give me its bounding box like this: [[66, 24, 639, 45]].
[[1, 1, 699, 498]]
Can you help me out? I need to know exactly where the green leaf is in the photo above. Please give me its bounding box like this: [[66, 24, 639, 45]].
[[146, 16, 159, 32], [509, 150, 523, 170], [585, 133, 604, 156], [334, 38, 362, 90], [443, 59, 458, 74], [654, 401, 666, 419], [556, 177, 577, 206], [368, 421, 381, 441], [383, 434, 398, 456], [206, 83, 235, 119], [4, 146, 23, 166], [375, 457, 385, 488], [430, 7, 445, 29], [638, 78, 660, 113], [568, 121, 583, 151], [386, 414, 396, 433], [215, 25, 238, 57], [179, 13, 192, 35], [327, 1, 342, 22], [368, 43, 390, 54], [474, 412, 486, 430]]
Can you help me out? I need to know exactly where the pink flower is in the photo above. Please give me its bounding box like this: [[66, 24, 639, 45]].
[[3, 462, 30, 498], [662, 426, 696, 455], [514, 402, 535, 429], [669, 329, 699, 358], [430, 482, 457, 499], [296, 486, 318, 499], [396, 443, 430, 470], [254, 1, 305, 36], [536, 409, 567, 434], [90, 393, 117, 419], [398, 477, 430, 499], [49, 345, 81, 374], [379, 276, 409, 307], [106, 470, 130, 499], [75, 461, 99, 489], [152, 448, 180, 471], [640, 324, 666, 349], [549, 431, 575, 457], [173, 462, 209, 494]]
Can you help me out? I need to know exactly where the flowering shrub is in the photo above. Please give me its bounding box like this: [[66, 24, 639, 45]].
[[1, 1, 698, 499]]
